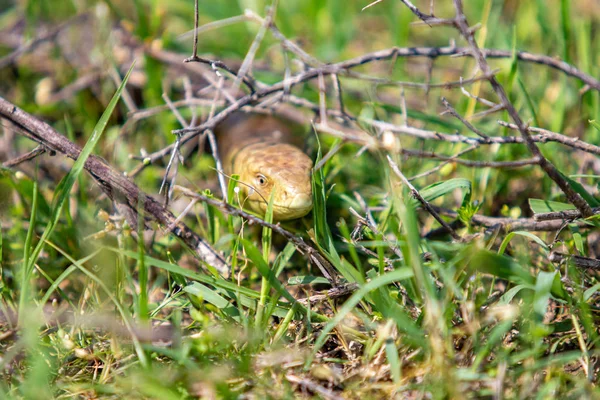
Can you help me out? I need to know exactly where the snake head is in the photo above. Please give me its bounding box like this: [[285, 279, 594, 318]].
[[234, 142, 313, 221]]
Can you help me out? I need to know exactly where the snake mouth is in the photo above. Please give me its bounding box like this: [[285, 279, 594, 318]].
[[247, 192, 313, 221]]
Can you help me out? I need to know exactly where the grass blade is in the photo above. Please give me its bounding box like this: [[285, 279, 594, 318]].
[[18, 62, 136, 319]]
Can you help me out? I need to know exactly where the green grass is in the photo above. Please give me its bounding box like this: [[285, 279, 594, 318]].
[[1, 0, 600, 398]]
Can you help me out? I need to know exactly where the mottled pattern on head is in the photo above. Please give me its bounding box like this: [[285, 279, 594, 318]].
[[215, 112, 313, 220]]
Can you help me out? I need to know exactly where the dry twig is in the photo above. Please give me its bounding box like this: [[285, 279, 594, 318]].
[[0, 96, 230, 277]]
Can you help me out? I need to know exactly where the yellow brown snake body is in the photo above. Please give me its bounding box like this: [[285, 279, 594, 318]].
[[215, 113, 313, 221]]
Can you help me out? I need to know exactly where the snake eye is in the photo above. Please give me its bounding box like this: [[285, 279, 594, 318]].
[[256, 174, 267, 186]]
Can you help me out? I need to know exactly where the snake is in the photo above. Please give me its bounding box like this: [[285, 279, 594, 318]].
[[215, 112, 313, 221]]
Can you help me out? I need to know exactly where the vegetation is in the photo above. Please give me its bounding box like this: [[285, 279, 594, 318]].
[[1, 0, 600, 398]]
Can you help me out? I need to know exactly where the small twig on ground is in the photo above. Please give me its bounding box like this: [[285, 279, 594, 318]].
[[2, 145, 49, 168], [285, 374, 344, 400]]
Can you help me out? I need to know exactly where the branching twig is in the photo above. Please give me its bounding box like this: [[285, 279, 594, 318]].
[[131, 39, 600, 175], [448, 0, 594, 218]]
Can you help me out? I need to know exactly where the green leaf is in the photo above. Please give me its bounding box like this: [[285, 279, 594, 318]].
[[499, 284, 534, 304], [498, 231, 548, 256], [570, 225, 585, 255], [287, 276, 331, 285], [584, 283, 600, 301], [469, 250, 535, 286], [184, 282, 230, 309], [563, 174, 600, 207], [528, 199, 576, 214], [517, 77, 540, 127], [385, 337, 402, 385], [411, 178, 472, 207], [274, 242, 296, 278], [506, 26, 519, 91], [242, 239, 324, 321], [560, 0, 572, 63], [534, 271, 559, 318]]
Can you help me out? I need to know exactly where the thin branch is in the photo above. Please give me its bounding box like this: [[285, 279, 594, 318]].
[[0, 96, 230, 277], [533, 207, 600, 222], [399, 0, 451, 26], [441, 97, 490, 140], [498, 121, 600, 155], [362, 117, 600, 156], [431, 206, 592, 232], [330, 73, 346, 116], [408, 144, 478, 180], [191, 0, 200, 60], [449, 0, 594, 218], [133, 40, 600, 173], [402, 149, 540, 168], [206, 129, 228, 201], [175, 186, 339, 285], [549, 252, 600, 270], [176, 10, 600, 92], [387, 155, 462, 241], [2, 145, 48, 168]]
